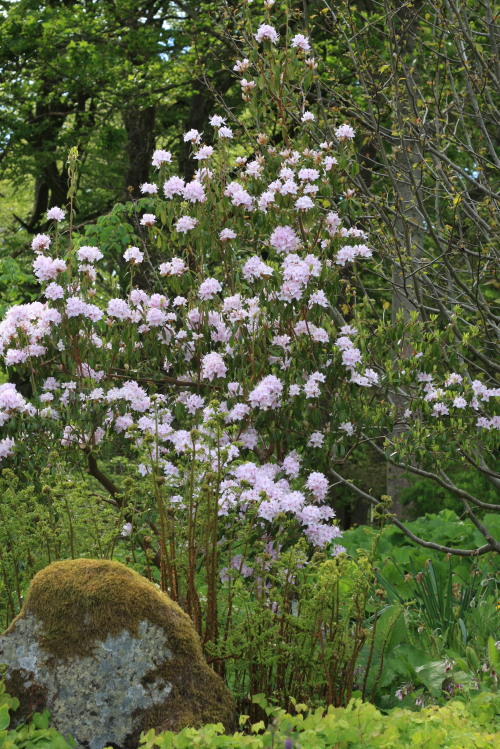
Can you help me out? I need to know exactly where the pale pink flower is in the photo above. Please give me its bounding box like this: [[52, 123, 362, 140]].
[[163, 176, 185, 198], [339, 422, 354, 436], [0, 383, 26, 411], [309, 290, 328, 308], [476, 417, 491, 429], [185, 394, 205, 414], [183, 129, 201, 144], [152, 149, 172, 167], [33, 256, 66, 282], [242, 256, 273, 281], [175, 216, 198, 233], [225, 182, 253, 209], [107, 298, 131, 321], [445, 373, 463, 386], [199, 277, 222, 300], [194, 145, 214, 160], [140, 182, 158, 194], [218, 126, 234, 139], [308, 431, 324, 447], [201, 352, 227, 380], [295, 196, 314, 210], [31, 234, 51, 252], [282, 452, 301, 478], [306, 472, 329, 500], [0, 436, 15, 461], [130, 289, 148, 305], [335, 124, 355, 141], [269, 226, 300, 254], [45, 283, 64, 301], [4, 349, 27, 366], [325, 211, 342, 234], [146, 308, 166, 327], [240, 428, 258, 449], [301, 111, 315, 123], [65, 296, 88, 318], [298, 168, 320, 182], [220, 228, 237, 241], [246, 160, 263, 178], [248, 375, 283, 410], [159, 257, 186, 275], [46, 206, 65, 222], [123, 246, 144, 264], [210, 115, 226, 127], [340, 324, 357, 336], [233, 59, 250, 73], [258, 191, 275, 212], [140, 213, 156, 227], [226, 403, 250, 422], [304, 376, 321, 398], [255, 24, 279, 44], [240, 79, 256, 94], [279, 179, 298, 195], [342, 347, 363, 367], [77, 246, 103, 263], [291, 34, 311, 52], [183, 180, 206, 203]]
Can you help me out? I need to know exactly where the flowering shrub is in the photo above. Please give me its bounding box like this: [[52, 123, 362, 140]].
[[0, 4, 497, 573], [0, 0, 498, 666]]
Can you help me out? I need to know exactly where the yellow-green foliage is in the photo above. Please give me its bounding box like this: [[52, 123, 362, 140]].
[[5, 559, 235, 733], [138, 692, 500, 749]]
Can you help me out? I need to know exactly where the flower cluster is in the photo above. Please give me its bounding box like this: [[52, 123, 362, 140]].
[[0, 14, 497, 566]]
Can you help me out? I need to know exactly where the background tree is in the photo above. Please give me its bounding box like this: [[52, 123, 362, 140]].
[[304, 0, 500, 517], [0, 0, 240, 241]]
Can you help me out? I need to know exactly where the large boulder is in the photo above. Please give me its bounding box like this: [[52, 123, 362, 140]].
[[0, 559, 234, 749]]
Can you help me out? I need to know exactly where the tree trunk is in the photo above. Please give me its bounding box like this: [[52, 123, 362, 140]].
[[123, 105, 157, 198], [385, 0, 425, 518]]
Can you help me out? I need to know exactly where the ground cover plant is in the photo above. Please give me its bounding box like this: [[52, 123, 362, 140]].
[[0, 0, 498, 746], [1, 683, 500, 749]]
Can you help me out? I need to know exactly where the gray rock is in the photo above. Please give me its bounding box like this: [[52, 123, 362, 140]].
[[0, 559, 234, 749]]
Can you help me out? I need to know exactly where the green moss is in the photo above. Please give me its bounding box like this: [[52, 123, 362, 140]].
[[6, 559, 198, 661], [4, 559, 235, 733], [138, 655, 236, 734]]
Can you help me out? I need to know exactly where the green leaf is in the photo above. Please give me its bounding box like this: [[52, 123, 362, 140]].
[[31, 710, 50, 730], [488, 637, 500, 670], [251, 720, 265, 733], [0, 704, 11, 731]]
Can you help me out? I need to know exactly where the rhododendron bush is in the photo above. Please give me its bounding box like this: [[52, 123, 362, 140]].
[[0, 0, 498, 620]]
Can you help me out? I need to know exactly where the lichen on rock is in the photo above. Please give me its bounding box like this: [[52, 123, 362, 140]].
[[0, 559, 235, 749]]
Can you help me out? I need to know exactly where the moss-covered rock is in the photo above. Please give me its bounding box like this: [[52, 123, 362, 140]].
[[0, 559, 235, 749]]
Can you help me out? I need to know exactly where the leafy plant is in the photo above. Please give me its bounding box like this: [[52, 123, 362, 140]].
[[138, 692, 500, 748], [0, 680, 75, 749]]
